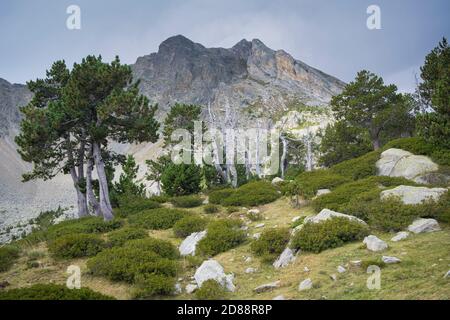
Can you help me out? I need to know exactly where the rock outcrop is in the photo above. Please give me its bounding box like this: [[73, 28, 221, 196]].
[[304, 208, 366, 225], [194, 259, 235, 292], [179, 231, 207, 256], [380, 185, 447, 205]]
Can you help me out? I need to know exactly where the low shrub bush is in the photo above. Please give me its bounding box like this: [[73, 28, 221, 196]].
[[0, 245, 20, 272], [250, 228, 290, 263], [222, 181, 280, 207], [117, 196, 160, 216], [195, 280, 227, 300], [225, 206, 240, 214], [173, 215, 208, 238], [128, 208, 187, 230], [107, 227, 148, 247], [295, 170, 351, 198], [0, 284, 114, 300], [291, 217, 370, 253], [124, 238, 179, 260], [197, 219, 246, 256], [247, 210, 263, 221], [208, 188, 235, 205], [171, 195, 203, 208], [330, 150, 381, 180], [134, 274, 176, 298], [48, 234, 105, 259], [366, 197, 419, 232], [203, 204, 220, 214]]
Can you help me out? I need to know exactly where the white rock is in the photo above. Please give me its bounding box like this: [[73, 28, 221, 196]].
[[376, 148, 439, 180], [272, 295, 285, 300], [254, 281, 280, 293], [303, 266, 310, 273], [255, 223, 265, 228], [245, 267, 257, 274], [350, 260, 362, 267], [273, 248, 297, 269], [194, 259, 235, 292], [380, 185, 447, 205], [248, 209, 260, 215], [391, 231, 410, 242], [292, 216, 301, 223], [252, 233, 261, 240], [316, 189, 331, 197], [272, 177, 284, 185], [330, 274, 337, 281], [407, 218, 441, 234], [337, 266, 346, 273], [174, 283, 182, 294], [185, 284, 198, 294], [363, 235, 388, 252], [382, 256, 401, 264], [304, 208, 366, 225], [179, 230, 207, 256], [202, 198, 209, 205], [298, 278, 313, 291], [244, 256, 252, 263], [444, 270, 450, 278]]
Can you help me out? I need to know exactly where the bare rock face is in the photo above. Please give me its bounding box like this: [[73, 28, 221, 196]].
[[0, 78, 31, 138], [407, 218, 441, 234], [132, 35, 345, 121]]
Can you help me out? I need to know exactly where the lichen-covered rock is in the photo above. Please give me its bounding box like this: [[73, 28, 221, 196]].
[[380, 185, 447, 205], [194, 259, 235, 292], [391, 231, 410, 242], [407, 218, 441, 234], [304, 208, 366, 225]]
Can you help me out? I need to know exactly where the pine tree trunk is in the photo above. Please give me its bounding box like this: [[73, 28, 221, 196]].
[[280, 136, 288, 179], [86, 153, 101, 216], [93, 142, 114, 221], [70, 168, 88, 218]]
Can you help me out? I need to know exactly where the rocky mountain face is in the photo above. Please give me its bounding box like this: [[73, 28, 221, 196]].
[[132, 35, 345, 121], [0, 78, 31, 137]]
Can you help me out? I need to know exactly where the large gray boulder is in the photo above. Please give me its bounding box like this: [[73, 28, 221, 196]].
[[363, 235, 388, 252], [194, 259, 235, 292], [391, 231, 410, 242], [179, 231, 207, 256], [273, 248, 297, 269], [376, 148, 439, 182], [380, 185, 447, 205], [407, 218, 441, 234], [304, 208, 366, 225]]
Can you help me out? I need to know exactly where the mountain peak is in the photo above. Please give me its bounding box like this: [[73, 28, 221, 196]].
[[158, 35, 203, 53]]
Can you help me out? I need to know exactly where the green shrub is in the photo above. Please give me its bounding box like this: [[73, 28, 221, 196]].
[[134, 274, 176, 298], [291, 217, 370, 253], [383, 137, 450, 166], [312, 176, 417, 213], [149, 195, 171, 203], [0, 284, 114, 300], [173, 215, 208, 238], [0, 245, 20, 272], [117, 195, 160, 216], [43, 217, 123, 241], [222, 181, 280, 207], [330, 150, 381, 180], [361, 259, 386, 270], [247, 210, 263, 221], [171, 195, 203, 208], [128, 208, 187, 230], [417, 191, 450, 223], [291, 216, 306, 229], [225, 206, 240, 214], [124, 238, 179, 260], [203, 204, 220, 214], [366, 198, 419, 232], [87, 238, 178, 285], [197, 219, 246, 256], [48, 234, 105, 259], [107, 227, 148, 247], [209, 188, 235, 205], [250, 228, 290, 263], [195, 280, 227, 300], [161, 163, 202, 196], [295, 170, 351, 198]]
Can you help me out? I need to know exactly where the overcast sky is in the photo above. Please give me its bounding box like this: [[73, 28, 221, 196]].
[[0, 0, 448, 92]]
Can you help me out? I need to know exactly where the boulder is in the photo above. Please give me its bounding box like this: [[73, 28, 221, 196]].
[[363, 235, 388, 252], [414, 172, 450, 185], [380, 185, 447, 205], [174, 283, 182, 294], [382, 256, 401, 264], [179, 230, 207, 256], [391, 231, 410, 242], [272, 177, 284, 185], [185, 284, 198, 294], [194, 260, 235, 292], [273, 248, 297, 269], [304, 208, 366, 225], [254, 281, 280, 293], [298, 278, 313, 291], [376, 148, 439, 181], [316, 189, 331, 197], [407, 218, 441, 234]]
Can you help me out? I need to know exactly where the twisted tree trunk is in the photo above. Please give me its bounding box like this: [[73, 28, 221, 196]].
[[93, 141, 114, 221], [86, 147, 101, 216]]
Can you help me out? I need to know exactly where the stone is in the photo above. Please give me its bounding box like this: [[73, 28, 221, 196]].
[[254, 281, 281, 293], [376, 148, 439, 181], [391, 231, 410, 242], [185, 284, 198, 294], [244, 256, 252, 263], [255, 223, 265, 228], [245, 267, 257, 274], [298, 278, 313, 291], [304, 208, 366, 225], [363, 235, 388, 252], [330, 274, 337, 281], [407, 218, 441, 234], [252, 233, 261, 240], [303, 266, 310, 272], [292, 216, 301, 223], [382, 256, 401, 264], [380, 185, 447, 205], [350, 260, 362, 267], [337, 266, 346, 273], [194, 259, 235, 292], [272, 177, 284, 185], [202, 198, 209, 205], [273, 248, 297, 269], [174, 283, 182, 294], [444, 270, 450, 279], [414, 172, 450, 185], [316, 189, 331, 197], [272, 295, 285, 300], [248, 208, 260, 215], [179, 230, 207, 256]]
